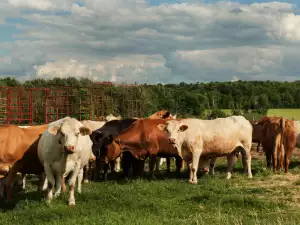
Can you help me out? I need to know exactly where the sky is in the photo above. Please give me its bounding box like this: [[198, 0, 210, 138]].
[[0, 0, 300, 84]]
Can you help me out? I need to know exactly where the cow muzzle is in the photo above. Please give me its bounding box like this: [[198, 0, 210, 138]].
[[64, 145, 75, 153], [169, 138, 176, 144], [202, 167, 209, 174]]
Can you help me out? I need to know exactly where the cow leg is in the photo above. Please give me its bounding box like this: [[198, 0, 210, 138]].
[[148, 155, 157, 180], [166, 158, 171, 173], [5, 161, 21, 201], [83, 164, 89, 183], [21, 173, 27, 190], [44, 164, 55, 203], [68, 164, 81, 206], [95, 158, 102, 181], [226, 153, 237, 179], [175, 156, 183, 177], [62, 176, 67, 192], [38, 173, 47, 192], [266, 151, 272, 169], [284, 147, 292, 173], [190, 151, 201, 184], [240, 146, 253, 179], [54, 174, 62, 198], [0, 177, 6, 199], [115, 157, 121, 172], [77, 168, 84, 194], [155, 157, 161, 172], [209, 157, 217, 176], [102, 163, 109, 181]]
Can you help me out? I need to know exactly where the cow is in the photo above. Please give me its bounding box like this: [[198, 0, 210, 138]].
[[90, 118, 138, 180], [106, 113, 121, 122], [92, 119, 185, 180], [81, 119, 122, 182], [37, 117, 92, 206], [250, 120, 263, 152], [157, 116, 253, 184], [252, 116, 296, 173], [294, 121, 300, 148], [0, 124, 48, 198]]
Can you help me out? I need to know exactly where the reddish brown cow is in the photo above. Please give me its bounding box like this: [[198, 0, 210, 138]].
[[0, 124, 48, 198], [94, 119, 184, 179], [252, 116, 296, 173]]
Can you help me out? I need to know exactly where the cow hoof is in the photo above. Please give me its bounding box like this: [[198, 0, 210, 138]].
[[83, 179, 89, 184], [189, 180, 197, 184], [69, 202, 76, 207], [248, 175, 253, 179], [226, 176, 231, 180]]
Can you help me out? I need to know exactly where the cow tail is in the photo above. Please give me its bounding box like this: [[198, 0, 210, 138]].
[[280, 117, 285, 148]]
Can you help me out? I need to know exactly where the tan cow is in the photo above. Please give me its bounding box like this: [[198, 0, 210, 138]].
[[294, 121, 300, 148], [252, 116, 296, 173], [0, 124, 48, 198], [157, 116, 253, 184]]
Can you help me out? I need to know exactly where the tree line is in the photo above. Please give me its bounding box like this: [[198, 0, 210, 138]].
[[1, 77, 300, 120]]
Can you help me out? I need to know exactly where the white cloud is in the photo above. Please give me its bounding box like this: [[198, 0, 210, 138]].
[[1, 0, 300, 83]]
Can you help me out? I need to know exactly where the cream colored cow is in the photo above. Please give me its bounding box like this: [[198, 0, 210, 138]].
[[157, 116, 253, 184], [38, 117, 92, 206]]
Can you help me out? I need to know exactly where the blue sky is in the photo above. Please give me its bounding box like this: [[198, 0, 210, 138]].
[[0, 0, 300, 83]]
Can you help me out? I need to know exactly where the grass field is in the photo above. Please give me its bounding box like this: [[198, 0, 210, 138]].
[[1, 147, 300, 225], [217, 109, 300, 120]]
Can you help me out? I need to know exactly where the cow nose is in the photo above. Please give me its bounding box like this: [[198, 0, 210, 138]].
[[202, 167, 209, 173], [66, 145, 75, 152], [169, 138, 175, 144]]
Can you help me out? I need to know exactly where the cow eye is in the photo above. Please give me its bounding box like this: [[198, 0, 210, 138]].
[[76, 132, 80, 136], [61, 133, 65, 137]]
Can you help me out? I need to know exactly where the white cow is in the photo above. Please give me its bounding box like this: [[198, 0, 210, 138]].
[[294, 121, 300, 148], [106, 113, 121, 122], [38, 117, 93, 206], [157, 116, 253, 184]]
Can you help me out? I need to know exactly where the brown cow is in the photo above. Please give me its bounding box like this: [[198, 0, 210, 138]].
[[0, 124, 48, 198], [93, 119, 184, 179], [252, 116, 296, 173]]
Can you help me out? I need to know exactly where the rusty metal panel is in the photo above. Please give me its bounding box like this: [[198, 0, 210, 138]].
[[0, 83, 143, 125]]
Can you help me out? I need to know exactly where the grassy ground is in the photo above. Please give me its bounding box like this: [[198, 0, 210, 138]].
[[1, 147, 300, 225], [219, 109, 300, 120], [267, 109, 300, 120]]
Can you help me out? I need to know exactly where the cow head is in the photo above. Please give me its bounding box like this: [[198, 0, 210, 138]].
[[148, 110, 170, 119], [90, 130, 115, 158], [106, 113, 122, 122], [48, 117, 92, 153], [157, 120, 188, 145]]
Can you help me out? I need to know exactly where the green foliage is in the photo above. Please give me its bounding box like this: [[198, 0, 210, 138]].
[[1, 77, 300, 118]]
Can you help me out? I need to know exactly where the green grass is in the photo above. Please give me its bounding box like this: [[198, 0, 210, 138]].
[[2, 152, 300, 225], [267, 109, 300, 120]]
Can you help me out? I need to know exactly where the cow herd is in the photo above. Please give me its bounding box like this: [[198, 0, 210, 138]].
[[0, 110, 299, 206]]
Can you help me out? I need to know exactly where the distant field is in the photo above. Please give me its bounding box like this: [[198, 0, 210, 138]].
[[267, 109, 300, 120], [213, 109, 300, 120]]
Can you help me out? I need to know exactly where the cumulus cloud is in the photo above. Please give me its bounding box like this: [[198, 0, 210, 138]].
[[1, 0, 300, 83]]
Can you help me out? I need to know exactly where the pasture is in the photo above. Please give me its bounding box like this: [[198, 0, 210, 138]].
[[218, 109, 300, 120], [1, 146, 300, 225]]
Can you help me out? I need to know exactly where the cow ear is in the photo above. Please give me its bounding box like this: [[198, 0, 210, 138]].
[[93, 133, 103, 143], [179, 125, 188, 132], [157, 124, 166, 131], [98, 116, 105, 121], [80, 126, 92, 136], [172, 114, 177, 119], [48, 126, 59, 135], [116, 116, 121, 120]]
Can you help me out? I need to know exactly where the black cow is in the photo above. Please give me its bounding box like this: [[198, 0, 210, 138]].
[[90, 118, 143, 180]]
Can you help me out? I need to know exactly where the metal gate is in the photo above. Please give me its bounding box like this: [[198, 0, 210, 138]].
[[0, 83, 143, 125]]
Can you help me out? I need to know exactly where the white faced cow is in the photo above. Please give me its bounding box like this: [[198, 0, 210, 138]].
[[157, 116, 253, 184], [37, 117, 92, 206]]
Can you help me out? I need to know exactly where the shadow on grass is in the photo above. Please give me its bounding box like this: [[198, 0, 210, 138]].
[[0, 189, 44, 211]]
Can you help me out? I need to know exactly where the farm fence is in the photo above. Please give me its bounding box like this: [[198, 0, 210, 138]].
[[0, 82, 143, 125]]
